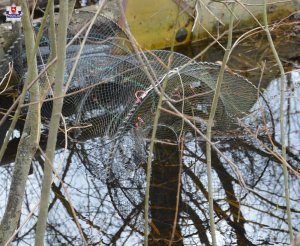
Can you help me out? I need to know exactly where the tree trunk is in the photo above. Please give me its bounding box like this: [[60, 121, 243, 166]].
[[149, 141, 183, 245], [0, 0, 40, 244]]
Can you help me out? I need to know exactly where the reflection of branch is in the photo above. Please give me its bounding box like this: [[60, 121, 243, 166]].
[[181, 201, 210, 245], [106, 179, 145, 242], [38, 146, 87, 245], [240, 120, 300, 178], [47, 155, 72, 208], [210, 147, 254, 246], [111, 202, 143, 244], [51, 185, 89, 240], [47, 223, 76, 245], [184, 163, 257, 245], [184, 164, 241, 222]]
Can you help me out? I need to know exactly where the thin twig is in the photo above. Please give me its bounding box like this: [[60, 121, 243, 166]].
[[168, 137, 184, 246], [34, 0, 82, 245], [205, 3, 235, 245], [0, 63, 13, 95], [262, 1, 293, 241]]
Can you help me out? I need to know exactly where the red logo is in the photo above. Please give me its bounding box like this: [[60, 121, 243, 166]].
[[11, 6, 16, 13]]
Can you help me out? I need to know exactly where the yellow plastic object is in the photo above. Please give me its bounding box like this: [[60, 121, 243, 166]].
[[120, 0, 194, 50]]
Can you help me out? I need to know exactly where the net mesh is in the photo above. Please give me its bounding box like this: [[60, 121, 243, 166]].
[[5, 14, 258, 186], [0, 14, 264, 237]]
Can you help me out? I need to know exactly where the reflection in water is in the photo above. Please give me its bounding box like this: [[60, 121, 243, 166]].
[[0, 69, 298, 245]]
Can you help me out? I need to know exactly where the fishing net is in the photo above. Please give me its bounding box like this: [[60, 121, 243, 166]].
[[1, 14, 259, 167], [2, 15, 259, 229], [1, 15, 258, 142]]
